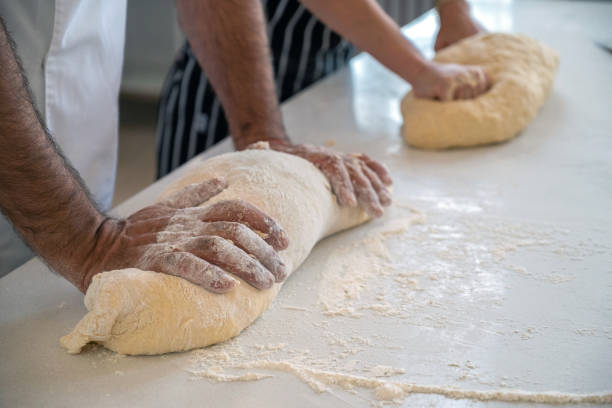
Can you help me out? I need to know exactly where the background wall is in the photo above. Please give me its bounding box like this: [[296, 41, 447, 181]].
[[121, 0, 184, 97]]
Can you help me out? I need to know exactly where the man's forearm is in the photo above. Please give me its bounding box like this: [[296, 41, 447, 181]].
[[0, 18, 107, 286], [176, 0, 288, 150], [299, 0, 430, 84]]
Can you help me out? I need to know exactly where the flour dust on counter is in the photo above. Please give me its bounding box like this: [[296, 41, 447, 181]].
[[190, 342, 611, 405], [187, 202, 612, 406]]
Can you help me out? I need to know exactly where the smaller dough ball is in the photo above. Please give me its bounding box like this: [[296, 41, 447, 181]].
[[401, 33, 559, 149]]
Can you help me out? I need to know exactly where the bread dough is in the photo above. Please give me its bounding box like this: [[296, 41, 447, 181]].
[[60, 150, 369, 355], [401, 33, 559, 149]]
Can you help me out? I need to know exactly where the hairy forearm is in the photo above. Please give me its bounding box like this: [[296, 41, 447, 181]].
[[0, 18, 108, 287], [299, 0, 430, 84], [176, 0, 288, 150]]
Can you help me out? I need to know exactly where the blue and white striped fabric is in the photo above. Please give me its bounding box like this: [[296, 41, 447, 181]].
[[156, 0, 434, 178]]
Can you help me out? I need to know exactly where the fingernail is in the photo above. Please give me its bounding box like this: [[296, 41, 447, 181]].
[[211, 177, 228, 190], [344, 191, 358, 207], [256, 272, 275, 290], [380, 191, 392, 207], [280, 230, 290, 249], [367, 205, 384, 219], [207, 275, 237, 294], [272, 229, 290, 250], [275, 262, 288, 282]]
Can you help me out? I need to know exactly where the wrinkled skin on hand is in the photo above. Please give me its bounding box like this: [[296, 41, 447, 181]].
[[412, 62, 490, 101], [248, 141, 392, 218], [80, 178, 289, 293]]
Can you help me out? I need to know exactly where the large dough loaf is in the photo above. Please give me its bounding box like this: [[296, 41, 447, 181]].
[[60, 150, 369, 355], [401, 33, 559, 149]]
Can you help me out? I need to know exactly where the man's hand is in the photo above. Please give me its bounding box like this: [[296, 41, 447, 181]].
[[248, 141, 392, 218], [412, 61, 489, 101], [1, 13, 288, 294], [78, 178, 289, 293], [435, 0, 485, 52]]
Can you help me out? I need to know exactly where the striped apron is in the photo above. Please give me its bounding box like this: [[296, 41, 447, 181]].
[[156, 0, 433, 177]]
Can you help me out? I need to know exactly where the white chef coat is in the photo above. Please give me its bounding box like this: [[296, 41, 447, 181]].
[[0, 0, 127, 276]]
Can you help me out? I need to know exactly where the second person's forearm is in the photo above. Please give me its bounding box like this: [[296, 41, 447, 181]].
[[176, 0, 288, 150], [299, 0, 430, 84]]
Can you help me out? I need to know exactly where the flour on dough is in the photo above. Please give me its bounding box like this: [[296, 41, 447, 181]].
[[60, 150, 370, 355], [401, 33, 559, 149]]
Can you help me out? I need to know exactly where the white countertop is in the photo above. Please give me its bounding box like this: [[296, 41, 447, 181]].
[[1, 1, 611, 406]]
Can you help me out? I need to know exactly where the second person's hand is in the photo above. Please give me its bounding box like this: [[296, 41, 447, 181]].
[[412, 61, 490, 101]]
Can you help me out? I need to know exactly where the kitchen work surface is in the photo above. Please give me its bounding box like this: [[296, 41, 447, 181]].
[[1, 1, 611, 406]]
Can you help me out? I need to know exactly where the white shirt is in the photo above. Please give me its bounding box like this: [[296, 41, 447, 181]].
[[1, 0, 127, 210], [0, 0, 126, 276]]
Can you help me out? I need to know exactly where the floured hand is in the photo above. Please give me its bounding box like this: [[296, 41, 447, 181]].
[[77, 178, 289, 293], [248, 141, 392, 218]]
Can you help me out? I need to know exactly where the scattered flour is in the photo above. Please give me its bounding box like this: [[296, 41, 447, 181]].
[[317, 215, 423, 317], [189, 350, 612, 404], [191, 365, 272, 382], [361, 302, 402, 317], [281, 305, 309, 312], [182, 200, 612, 405], [370, 365, 406, 377]]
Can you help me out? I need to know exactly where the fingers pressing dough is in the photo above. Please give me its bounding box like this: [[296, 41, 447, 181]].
[[60, 150, 371, 355]]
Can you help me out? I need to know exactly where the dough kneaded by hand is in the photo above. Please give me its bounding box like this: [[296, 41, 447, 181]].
[[60, 150, 369, 355], [401, 33, 559, 149]]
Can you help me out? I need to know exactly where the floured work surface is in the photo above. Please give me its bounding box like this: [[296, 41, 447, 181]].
[[185, 200, 612, 405], [3, 197, 611, 407], [2, 1, 612, 406]]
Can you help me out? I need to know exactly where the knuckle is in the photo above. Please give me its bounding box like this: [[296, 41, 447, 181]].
[[232, 222, 251, 237], [206, 235, 227, 248], [190, 234, 224, 251], [210, 199, 235, 209], [221, 221, 250, 238], [320, 155, 336, 169], [229, 198, 248, 207], [162, 252, 183, 266]]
